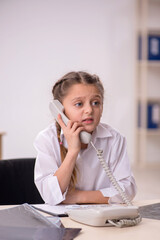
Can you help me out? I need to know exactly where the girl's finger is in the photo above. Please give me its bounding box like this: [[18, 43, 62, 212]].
[[57, 114, 74, 130], [70, 122, 83, 132], [57, 114, 66, 128]]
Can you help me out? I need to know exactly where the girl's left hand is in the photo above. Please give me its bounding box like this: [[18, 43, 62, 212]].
[[62, 189, 84, 204], [62, 189, 109, 204]]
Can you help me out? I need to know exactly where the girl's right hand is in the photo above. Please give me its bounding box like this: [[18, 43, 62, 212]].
[[57, 114, 84, 154]]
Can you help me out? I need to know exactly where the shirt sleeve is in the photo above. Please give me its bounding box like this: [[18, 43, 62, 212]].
[[99, 134, 137, 204], [34, 130, 68, 205]]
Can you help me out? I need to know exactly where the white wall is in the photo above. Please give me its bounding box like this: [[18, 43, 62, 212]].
[[0, 0, 136, 162]]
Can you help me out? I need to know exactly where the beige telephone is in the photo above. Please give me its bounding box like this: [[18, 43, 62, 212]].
[[66, 205, 140, 227], [49, 100, 142, 227]]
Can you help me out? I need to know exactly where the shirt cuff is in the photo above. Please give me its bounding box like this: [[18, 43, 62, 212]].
[[100, 183, 126, 204], [43, 175, 68, 205]]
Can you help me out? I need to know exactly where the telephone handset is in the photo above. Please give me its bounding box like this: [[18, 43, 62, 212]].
[[49, 100, 142, 227], [49, 100, 92, 144]]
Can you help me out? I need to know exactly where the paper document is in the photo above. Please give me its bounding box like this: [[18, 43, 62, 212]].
[[33, 204, 109, 217]]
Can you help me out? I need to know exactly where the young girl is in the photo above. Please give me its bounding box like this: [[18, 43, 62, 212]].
[[34, 71, 136, 206]]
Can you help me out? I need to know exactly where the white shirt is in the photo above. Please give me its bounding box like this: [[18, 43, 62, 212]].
[[34, 122, 137, 205]]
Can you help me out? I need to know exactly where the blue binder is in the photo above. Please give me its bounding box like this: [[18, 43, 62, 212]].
[[147, 103, 160, 129], [148, 35, 160, 60]]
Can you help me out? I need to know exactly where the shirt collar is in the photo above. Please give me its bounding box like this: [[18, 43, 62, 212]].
[[92, 123, 112, 140]]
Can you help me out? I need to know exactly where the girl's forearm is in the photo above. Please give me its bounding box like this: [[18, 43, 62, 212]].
[[63, 190, 109, 204], [81, 190, 109, 204], [54, 150, 78, 193]]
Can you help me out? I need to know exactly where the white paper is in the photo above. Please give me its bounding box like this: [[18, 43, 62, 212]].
[[33, 204, 108, 216]]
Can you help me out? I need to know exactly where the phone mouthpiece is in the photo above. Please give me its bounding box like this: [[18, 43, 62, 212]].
[[80, 131, 92, 144]]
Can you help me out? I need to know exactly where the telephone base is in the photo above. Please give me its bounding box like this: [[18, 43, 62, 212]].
[[66, 205, 139, 227]]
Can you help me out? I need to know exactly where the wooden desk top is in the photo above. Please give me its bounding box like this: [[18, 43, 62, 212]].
[[0, 199, 160, 240]]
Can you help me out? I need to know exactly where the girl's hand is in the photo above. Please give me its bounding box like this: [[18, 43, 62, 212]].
[[57, 114, 84, 153], [62, 190, 109, 204], [62, 189, 83, 204]]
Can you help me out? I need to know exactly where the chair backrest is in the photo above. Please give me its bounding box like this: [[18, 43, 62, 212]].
[[0, 158, 44, 205]]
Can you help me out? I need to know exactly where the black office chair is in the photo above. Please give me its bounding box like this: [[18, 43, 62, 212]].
[[0, 158, 44, 205]]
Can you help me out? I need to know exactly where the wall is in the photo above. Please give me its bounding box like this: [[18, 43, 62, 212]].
[[0, 0, 136, 162]]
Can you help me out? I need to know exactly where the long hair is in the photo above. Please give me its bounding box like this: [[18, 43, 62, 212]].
[[52, 71, 104, 189]]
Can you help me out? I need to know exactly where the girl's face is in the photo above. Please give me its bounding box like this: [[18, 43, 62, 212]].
[[62, 84, 103, 133]]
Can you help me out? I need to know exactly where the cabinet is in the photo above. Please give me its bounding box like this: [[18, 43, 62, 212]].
[[136, 0, 160, 165]]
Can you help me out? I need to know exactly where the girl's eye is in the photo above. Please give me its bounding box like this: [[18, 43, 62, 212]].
[[75, 102, 82, 107], [92, 101, 100, 106]]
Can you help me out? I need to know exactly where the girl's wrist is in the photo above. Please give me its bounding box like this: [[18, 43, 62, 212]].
[[67, 149, 79, 158], [76, 191, 109, 204]]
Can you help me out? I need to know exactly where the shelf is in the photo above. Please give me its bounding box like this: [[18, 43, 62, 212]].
[[137, 97, 160, 103], [137, 61, 160, 67], [147, 129, 160, 136], [137, 28, 160, 36], [136, 0, 160, 164], [137, 128, 160, 136], [147, 98, 160, 103], [147, 29, 160, 35]]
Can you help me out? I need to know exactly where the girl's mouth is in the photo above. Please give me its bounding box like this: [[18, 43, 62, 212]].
[[82, 118, 93, 124]]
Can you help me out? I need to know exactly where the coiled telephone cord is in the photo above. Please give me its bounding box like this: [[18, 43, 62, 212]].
[[90, 141, 142, 227]]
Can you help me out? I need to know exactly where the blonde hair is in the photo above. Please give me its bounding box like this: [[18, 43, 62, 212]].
[[52, 71, 104, 189]]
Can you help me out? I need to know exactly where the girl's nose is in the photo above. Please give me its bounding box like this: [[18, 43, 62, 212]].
[[84, 103, 93, 114]]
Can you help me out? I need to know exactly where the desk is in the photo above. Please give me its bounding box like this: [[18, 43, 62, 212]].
[[0, 200, 160, 240]]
